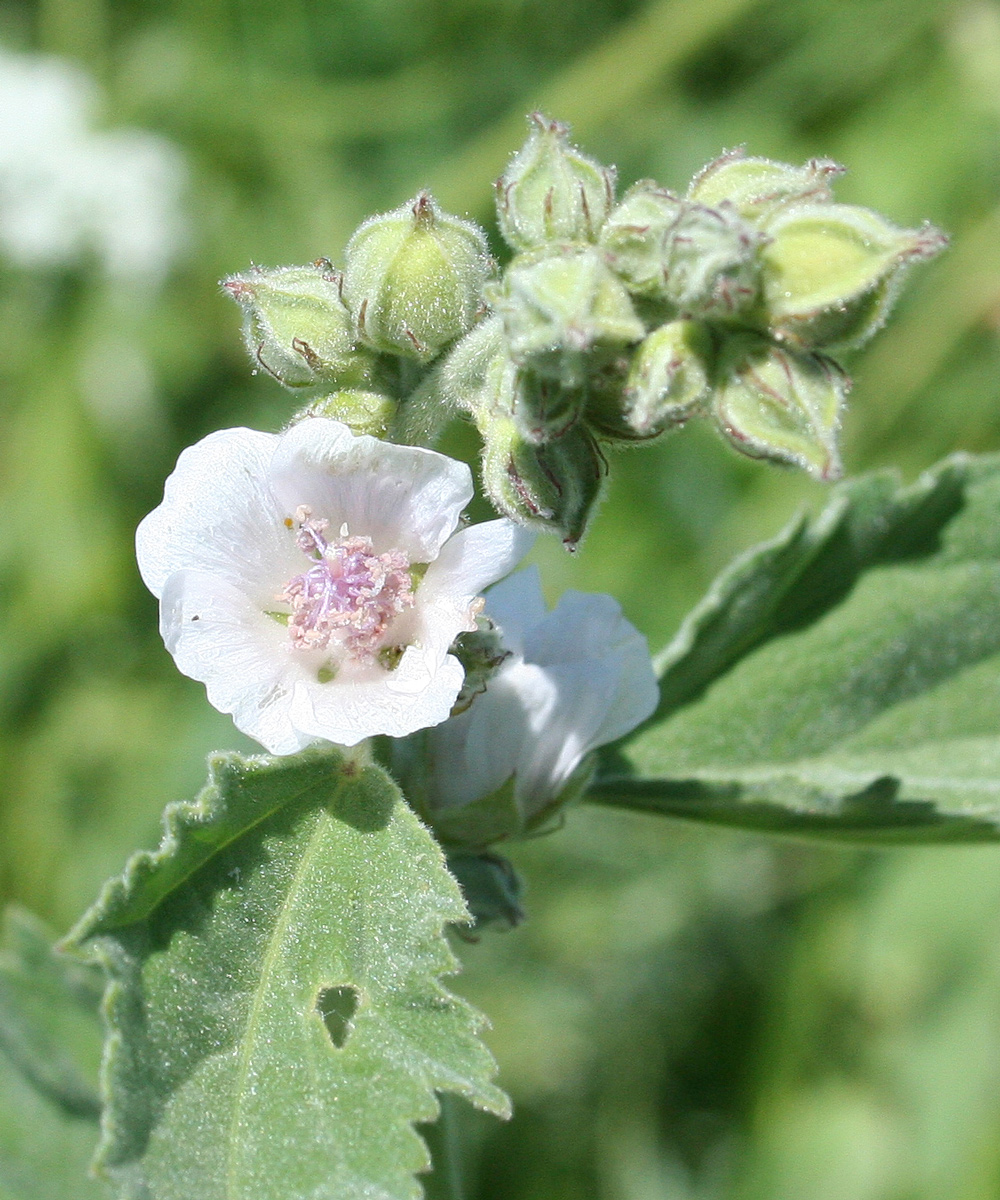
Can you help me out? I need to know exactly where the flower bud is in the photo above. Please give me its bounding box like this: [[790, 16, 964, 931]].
[[450, 616, 511, 716], [600, 183, 764, 315], [223, 261, 377, 390], [445, 852, 525, 933], [480, 415, 603, 546], [491, 244, 645, 387], [439, 316, 512, 419], [687, 148, 844, 221], [294, 389, 398, 438], [617, 320, 713, 436], [342, 191, 491, 362], [441, 317, 584, 443], [759, 203, 947, 352], [495, 112, 616, 251], [712, 334, 847, 481], [514, 369, 585, 443]]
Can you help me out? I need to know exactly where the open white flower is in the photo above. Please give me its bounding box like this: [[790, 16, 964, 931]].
[[425, 566, 658, 820], [136, 418, 534, 753]]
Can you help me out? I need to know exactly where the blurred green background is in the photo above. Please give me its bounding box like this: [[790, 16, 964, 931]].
[[2, 0, 1000, 1195]]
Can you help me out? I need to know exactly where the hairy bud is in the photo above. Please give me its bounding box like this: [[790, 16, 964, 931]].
[[223, 261, 377, 390], [450, 617, 511, 716], [342, 191, 491, 361], [759, 203, 947, 352], [688, 148, 844, 221], [480, 415, 603, 546], [294, 389, 398, 438], [713, 334, 847, 481], [439, 316, 512, 419], [619, 320, 714, 436], [600, 183, 764, 315], [441, 316, 584, 443], [490, 243, 644, 387], [496, 112, 616, 251]]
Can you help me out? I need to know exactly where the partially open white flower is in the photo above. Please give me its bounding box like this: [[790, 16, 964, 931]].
[[136, 418, 534, 753], [425, 566, 658, 820]]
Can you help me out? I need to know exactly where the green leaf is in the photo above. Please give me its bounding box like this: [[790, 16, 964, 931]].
[[64, 748, 508, 1200], [0, 906, 107, 1200], [593, 453, 1000, 841], [0, 906, 104, 1120]]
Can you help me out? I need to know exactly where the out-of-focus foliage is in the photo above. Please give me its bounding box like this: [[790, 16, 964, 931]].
[[1, 0, 999, 1196]]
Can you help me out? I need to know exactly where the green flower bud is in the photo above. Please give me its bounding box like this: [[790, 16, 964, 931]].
[[600, 183, 764, 315], [444, 852, 525, 934], [480, 415, 603, 546], [441, 317, 583, 443], [618, 320, 713, 436], [713, 334, 847, 481], [491, 243, 645, 387], [439, 316, 511, 419], [495, 112, 616, 251], [688, 148, 844, 221], [514, 369, 585, 443], [342, 191, 491, 362], [759, 203, 947, 352], [450, 616, 511, 716], [294, 390, 398, 439], [223, 260, 377, 390]]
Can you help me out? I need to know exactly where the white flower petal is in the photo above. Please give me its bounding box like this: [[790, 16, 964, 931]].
[[429, 666, 549, 809], [525, 589, 658, 748], [478, 566, 548, 654], [422, 520, 536, 607], [414, 519, 536, 656], [422, 580, 658, 815], [160, 569, 313, 755], [289, 651, 465, 745], [136, 427, 291, 601], [268, 418, 474, 561], [512, 659, 621, 801]]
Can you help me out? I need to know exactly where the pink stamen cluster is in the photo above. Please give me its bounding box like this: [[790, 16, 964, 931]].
[[278, 507, 414, 661]]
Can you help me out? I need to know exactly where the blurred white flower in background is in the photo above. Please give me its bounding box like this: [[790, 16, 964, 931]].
[[0, 44, 186, 283]]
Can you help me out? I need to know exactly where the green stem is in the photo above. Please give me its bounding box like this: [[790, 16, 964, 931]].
[[422, 1093, 466, 1200]]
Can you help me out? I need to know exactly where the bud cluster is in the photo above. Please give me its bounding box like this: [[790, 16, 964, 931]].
[[224, 116, 946, 547], [223, 192, 493, 442], [440, 122, 946, 540]]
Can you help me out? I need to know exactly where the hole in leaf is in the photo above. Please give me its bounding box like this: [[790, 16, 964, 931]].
[[316, 984, 360, 1048]]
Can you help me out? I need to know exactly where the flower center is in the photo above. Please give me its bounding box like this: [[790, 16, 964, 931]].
[[277, 506, 414, 662]]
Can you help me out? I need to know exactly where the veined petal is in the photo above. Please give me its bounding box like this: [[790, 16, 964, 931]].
[[268, 417, 474, 561], [428, 666, 548, 809], [160, 569, 314, 755], [417, 577, 657, 822], [525, 589, 658, 747], [423, 520, 536, 600], [136, 427, 292, 601], [415, 520, 536, 656], [288, 651, 465, 745], [512, 658, 622, 802]]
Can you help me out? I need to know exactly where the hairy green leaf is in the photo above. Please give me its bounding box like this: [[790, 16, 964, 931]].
[[0, 907, 107, 1200], [594, 454, 1000, 841], [64, 749, 508, 1200]]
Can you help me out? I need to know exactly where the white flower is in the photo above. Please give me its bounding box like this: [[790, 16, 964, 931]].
[[0, 45, 186, 283], [136, 418, 534, 753], [425, 566, 658, 818]]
